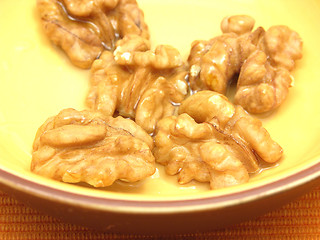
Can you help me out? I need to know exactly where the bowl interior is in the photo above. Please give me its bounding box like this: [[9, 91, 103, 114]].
[[0, 0, 320, 201]]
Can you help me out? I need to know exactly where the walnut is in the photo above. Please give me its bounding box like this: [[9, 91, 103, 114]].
[[114, 35, 183, 69], [31, 108, 155, 187], [220, 15, 255, 35], [115, 0, 149, 39], [153, 113, 259, 189], [234, 25, 302, 113], [263, 26, 303, 71], [187, 15, 302, 113], [188, 27, 265, 93], [179, 90, 236, 128], [37, 0, 149, 68], [86, 35, 188, 133], [234, 50, 293, 113], [179, 90, 283, 163]]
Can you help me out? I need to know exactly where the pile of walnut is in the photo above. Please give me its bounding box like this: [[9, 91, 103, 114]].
[[33, 3, 303, 190]]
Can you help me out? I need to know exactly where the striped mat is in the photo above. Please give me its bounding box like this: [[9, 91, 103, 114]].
[[0, 186, 319, 240]]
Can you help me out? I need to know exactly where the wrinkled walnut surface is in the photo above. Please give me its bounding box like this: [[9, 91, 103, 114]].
[[31, 108, 155, 187], [114, 35, 183, 69], [179, 91, 283, 164], [234, 25, 303, 113], [234, 50, 293, 113], [264, 25, 303, 71], [220, 15, 255, 35], [188, 27, 265, 94], [86, 35, 188, 133], [37, 0, 149, 68], [153, 113, 258, 190], [188, 15, 302, 113], [154, 90, 283, 189]]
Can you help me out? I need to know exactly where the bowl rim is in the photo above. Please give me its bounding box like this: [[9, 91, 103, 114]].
[[0, 159, 319, 215]]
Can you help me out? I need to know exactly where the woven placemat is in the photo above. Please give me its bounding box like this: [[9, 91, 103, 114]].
[[0, 186, 320, 240]]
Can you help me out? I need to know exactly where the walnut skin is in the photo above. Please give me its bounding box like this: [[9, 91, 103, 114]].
[[114, 35, 183, 69], [264, 26, 303, 71], [188, 15, 302, 113], [37, 0, 149, 68], [234, 50, 293, 113], [31, 108, 155, 187], [179, 91, 283, 164], [188, 27, 265, 94], [86, 35, 188, 133], [153, 113, 259, 189], [234, 25, 303, 113], [220, 15, 255, 35]]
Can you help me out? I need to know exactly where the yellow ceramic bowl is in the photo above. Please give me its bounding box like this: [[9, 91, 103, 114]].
[[0, 0, 320, 234]]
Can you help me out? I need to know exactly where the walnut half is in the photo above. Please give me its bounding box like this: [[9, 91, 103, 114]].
[[153, 113, 258, 190], [31, 108, 155, 187], [154, 91, 283, 189], [37, 0, 149, 68], [187, 15, 302, 113], [179, 91, 283, 164]]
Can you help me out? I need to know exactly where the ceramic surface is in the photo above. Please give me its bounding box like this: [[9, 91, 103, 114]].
[[0, 0, 320, 233]]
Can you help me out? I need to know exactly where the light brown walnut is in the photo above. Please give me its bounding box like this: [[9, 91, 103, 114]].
[[153, 113, 259, 189], [187, 15, 302, 113], [188, 27, 265, 93], [234, 50, 292, 113], [31, 108, 155, 187], [234, 25, 302, 113], [37, 0, 149, 68], [114, 35, 183, 69], [179, 91, 283, 164], [264, 26, 303, 71], [220, 15, 255, 35], [86, 36, 188, 133]]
